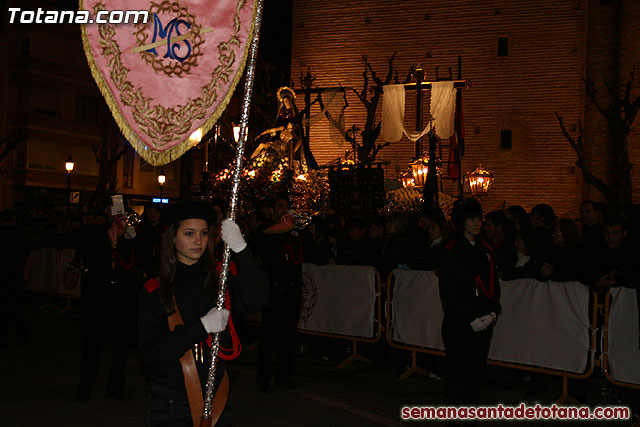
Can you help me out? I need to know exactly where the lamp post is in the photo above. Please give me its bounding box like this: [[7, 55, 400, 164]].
[[233, 124, 249, 143], [158, 173, 166, 199], [65, 156, 74, 214]]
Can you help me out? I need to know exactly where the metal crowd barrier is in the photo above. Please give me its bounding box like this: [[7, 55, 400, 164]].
[[602, 288, 640, 390], [25, 247, 81, 313], [385, 269, 600, 404], [296, 263, 383, 368]]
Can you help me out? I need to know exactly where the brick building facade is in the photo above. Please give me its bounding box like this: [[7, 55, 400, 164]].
[[290, 0, 640, 217]]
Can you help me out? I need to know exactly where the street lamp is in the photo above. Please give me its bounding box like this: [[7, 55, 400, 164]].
[[157, 173, 166, 198], [65, 156, 74, 214], [233, 124, 249, 143]]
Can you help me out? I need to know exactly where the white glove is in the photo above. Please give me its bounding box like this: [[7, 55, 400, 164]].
[[479, 313, 496, 329], [124, 225, 136, 239], [200, 308, 230, 333], [221, 219, 247, 253], [470, 317, 485, 332]]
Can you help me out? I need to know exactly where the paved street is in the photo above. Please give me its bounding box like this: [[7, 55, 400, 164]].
[[1, 302, 638, 426]]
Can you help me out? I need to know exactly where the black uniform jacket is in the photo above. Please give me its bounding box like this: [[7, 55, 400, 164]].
[[439, 237, 502, 326], [137, 247, 268, 394]]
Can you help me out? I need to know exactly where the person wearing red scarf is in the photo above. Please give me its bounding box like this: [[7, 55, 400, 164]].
[[439, 198, 501, 406]]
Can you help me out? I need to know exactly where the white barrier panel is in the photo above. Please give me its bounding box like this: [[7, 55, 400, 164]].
[[55, 249, 81, 298], [298, 263, 377, 338], [488, 279, 590, 374], [391, 269, 444, 350], [25, 248, 57, 294], [389, 272, 591, 373], [607, 287, 640, 385]]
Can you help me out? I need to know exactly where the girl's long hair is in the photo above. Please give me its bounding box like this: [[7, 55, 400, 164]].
[[157, 221, 218, 312]]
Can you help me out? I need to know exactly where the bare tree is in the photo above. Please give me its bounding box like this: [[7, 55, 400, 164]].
[[92, 118, 126, 204], [556, 72, 640, 209], [0, 131, 25, 164], [313, 53, 399, 164]]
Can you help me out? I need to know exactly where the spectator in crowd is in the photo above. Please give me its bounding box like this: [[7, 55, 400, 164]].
[[506, 205, 530, 232], [337, 217, 374, 266], [587, 214, 638, 292], [413, 207, 450, 271], [539, 218, 588, 282], [439, 198, 501, 406], [379, 212, 415, 279], [366, 217, 385, 270], [594, 202, 610, 226], [241, 209, 268, 247], [501, 229, 541, 281], [407, 211, 431, 268], [484, 210, 517, 272], [580, 200, 604, 249], [137, 203, 165, 280], [307, 216, 337, 265], [75, 196, 141, 402], [529, 203, 556, 262]]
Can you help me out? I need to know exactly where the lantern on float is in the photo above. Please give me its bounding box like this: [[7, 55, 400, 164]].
[[410, 158, 429, 187], [465, 164, 494, 197]]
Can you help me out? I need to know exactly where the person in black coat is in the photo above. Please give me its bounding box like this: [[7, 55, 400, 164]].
[[137, 201, 268, 426], [75, 198, 140, 402], [0, 210, 28, 348], [439, 198, 501, 406], [137, 203, 166, 280], [254, 195, 312, 392]]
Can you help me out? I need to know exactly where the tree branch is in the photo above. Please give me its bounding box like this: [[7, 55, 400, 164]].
[[0, 131, 25, 163], [585, 77, 615, 121], [358, 58, 370, 107], [556, 113, 618, 205], [372, 141, 390, 159]]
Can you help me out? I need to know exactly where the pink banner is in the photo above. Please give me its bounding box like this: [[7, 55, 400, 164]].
[[80, 0, 257, 165]]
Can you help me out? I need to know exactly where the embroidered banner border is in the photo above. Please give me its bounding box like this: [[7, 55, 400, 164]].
[[80, 0, 257, 166]]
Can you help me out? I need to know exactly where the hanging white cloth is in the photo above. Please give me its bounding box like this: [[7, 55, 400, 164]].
[[381, 81, 457, 143], [381, 84, 406, 142], [430, 81, 456, 139], [382, 84, 431, 143]]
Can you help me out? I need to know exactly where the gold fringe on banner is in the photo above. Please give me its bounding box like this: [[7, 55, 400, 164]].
[[79, 0, 258, 166]]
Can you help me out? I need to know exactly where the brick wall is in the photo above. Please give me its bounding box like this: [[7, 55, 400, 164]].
[[291, 0, 640, 217]]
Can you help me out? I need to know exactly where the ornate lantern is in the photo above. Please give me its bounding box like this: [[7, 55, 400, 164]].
[[465, 164, 494, 196], [409, 154, 441, 187], [401, 168, 415, 187]]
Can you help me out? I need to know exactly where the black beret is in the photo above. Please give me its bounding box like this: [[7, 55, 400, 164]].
[[451, 198, 483, 230], [165, 201, 217, 226]]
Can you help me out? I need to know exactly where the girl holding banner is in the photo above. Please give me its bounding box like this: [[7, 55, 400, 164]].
[[137, 201, 268, 426]]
